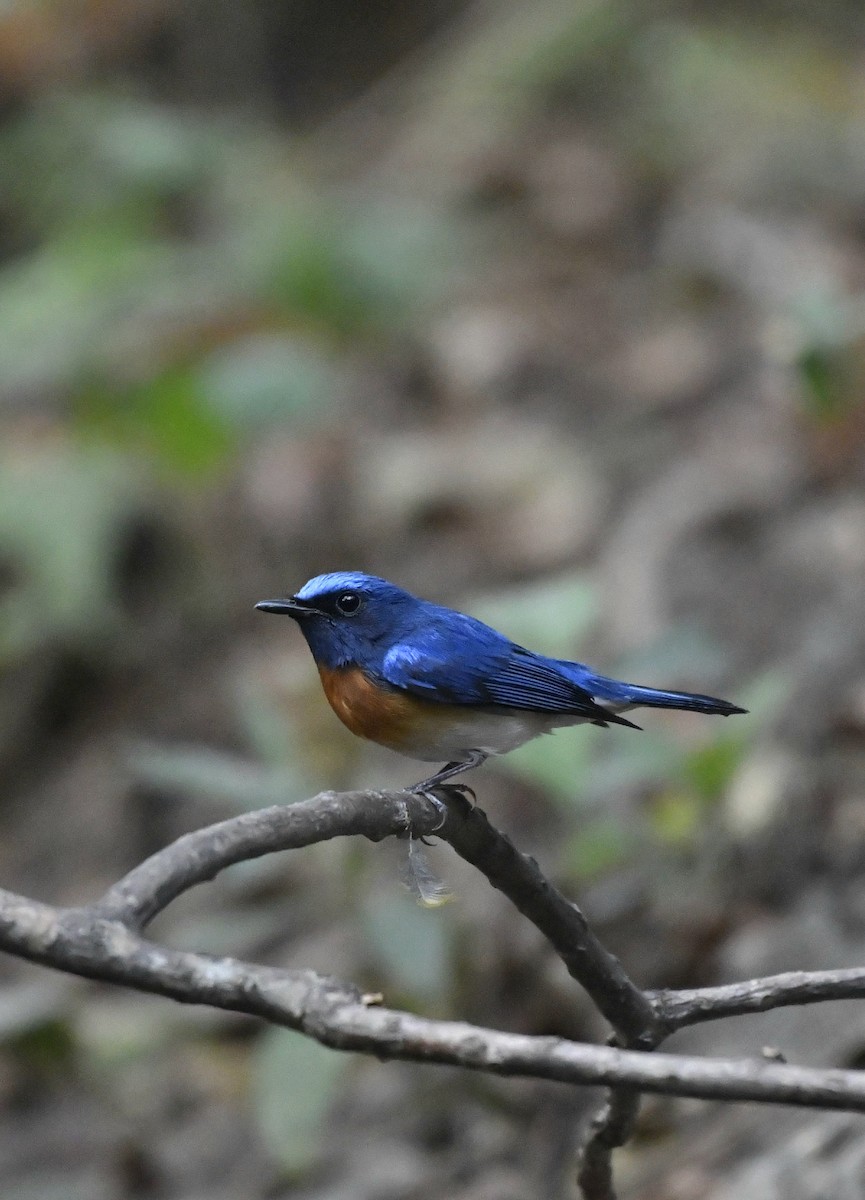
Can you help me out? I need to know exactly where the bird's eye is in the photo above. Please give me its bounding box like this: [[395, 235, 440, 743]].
[[336, 591, 362, 616]]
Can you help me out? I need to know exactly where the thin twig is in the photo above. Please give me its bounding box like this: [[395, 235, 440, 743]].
[[650, 968, 865, 1031]]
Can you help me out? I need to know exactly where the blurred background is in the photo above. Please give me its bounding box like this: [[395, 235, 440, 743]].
[[2, 1, 865, 1197]]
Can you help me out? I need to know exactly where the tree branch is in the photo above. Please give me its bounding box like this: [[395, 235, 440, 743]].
[[2, 785, 865, 1200], [2, 886, 865, 1110], [95, 789, 430, 930], [97, 788, 660, 1043], [576, 1086, 641, 1200]]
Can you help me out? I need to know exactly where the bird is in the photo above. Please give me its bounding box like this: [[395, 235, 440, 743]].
[[255, 572, 747, 796]]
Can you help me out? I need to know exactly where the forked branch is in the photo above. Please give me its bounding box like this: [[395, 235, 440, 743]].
[[0, 787, 863, 1200]]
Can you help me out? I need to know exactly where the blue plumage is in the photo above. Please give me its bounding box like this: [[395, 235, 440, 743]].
[[382, 636, 639, 727], [256, 572, 746, 791]]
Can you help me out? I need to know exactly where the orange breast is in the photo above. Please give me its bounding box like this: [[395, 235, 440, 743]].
[[317, 665, 422, 751]]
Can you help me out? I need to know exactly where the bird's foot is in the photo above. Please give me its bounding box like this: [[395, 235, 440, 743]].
[[410, 788, 448, 838], [406, 783, 476, 842]]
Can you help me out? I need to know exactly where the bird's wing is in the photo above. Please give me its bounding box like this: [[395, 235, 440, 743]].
[[380, 621, 638, 727]]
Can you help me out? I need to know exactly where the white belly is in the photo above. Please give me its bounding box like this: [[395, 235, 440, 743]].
[[397, 708, 588, 762]]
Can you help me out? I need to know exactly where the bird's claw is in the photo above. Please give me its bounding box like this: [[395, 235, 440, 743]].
[[409, 788, 448, 835], [405, 781, 477, 840]]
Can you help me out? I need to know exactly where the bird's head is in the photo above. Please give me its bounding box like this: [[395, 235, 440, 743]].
[[256, 572, 421, 668]]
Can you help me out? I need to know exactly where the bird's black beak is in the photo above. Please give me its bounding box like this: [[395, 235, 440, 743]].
[[255, 597, 320, 618]]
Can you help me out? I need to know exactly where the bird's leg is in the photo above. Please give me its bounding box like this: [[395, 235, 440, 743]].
[[408, 751, 487, 832], [410, 750, 487, 793]]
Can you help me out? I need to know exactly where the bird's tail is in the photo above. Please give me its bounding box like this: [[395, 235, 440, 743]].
[[563, 662, 743, 715], [581, 672, 747, 717]]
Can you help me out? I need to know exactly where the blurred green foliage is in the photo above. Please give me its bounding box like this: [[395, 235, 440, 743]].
[[0, 89, 459, 423], [252, 1028, 350, 1176], [7, 1018, 77, 1076], [129, 743, 313, 811], [0, 85, 463, 690], [645, 670, 790, 850], [362, 889, 453, 1008], [78, 370, 235, 479], [0, 444, 147, 663], [470, 572, 598, 659], [791, 290, 865, 423], [562, 816, 636, 882]]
